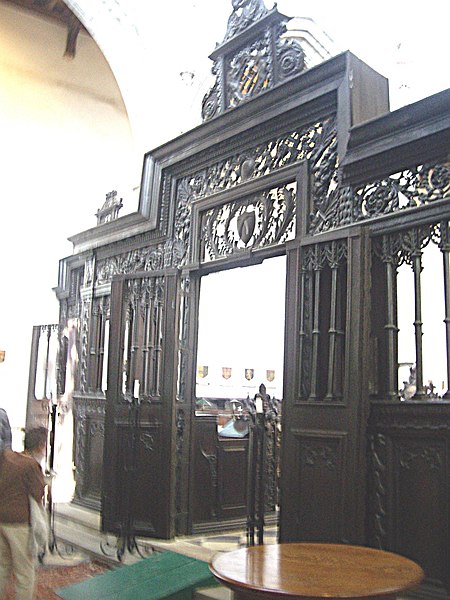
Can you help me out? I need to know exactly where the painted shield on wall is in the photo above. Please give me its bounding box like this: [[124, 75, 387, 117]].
[[197, 365, 209, 378], [222, 367, 232, 380], [266, 369, 275, 382], [245, 368, 254, 381]]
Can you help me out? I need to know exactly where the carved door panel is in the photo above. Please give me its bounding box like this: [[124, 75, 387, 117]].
[[280, 234, 370, 544], [101, 270, 179, 539]]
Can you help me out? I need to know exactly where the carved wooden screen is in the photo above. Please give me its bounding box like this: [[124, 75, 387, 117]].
[[102, 270, 179, 539], [280, 234, 356, 543]]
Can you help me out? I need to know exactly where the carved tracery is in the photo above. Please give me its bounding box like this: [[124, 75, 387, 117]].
[[298, 241, 348, 402], [122, 277, 165, 401]]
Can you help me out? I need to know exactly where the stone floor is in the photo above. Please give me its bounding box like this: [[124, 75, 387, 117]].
[[3, 552, 109, 599]]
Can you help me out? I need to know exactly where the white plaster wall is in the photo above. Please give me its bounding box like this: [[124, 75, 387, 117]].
[[0, 3, 138, 432]]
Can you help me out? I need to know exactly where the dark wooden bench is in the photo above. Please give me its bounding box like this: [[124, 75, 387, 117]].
[[56, 551, 219, 600]]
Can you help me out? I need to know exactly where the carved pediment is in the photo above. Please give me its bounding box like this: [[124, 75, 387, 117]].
[[202, 1, 305, 121]]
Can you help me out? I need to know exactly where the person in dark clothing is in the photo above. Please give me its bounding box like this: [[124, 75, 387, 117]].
[[0, 412, 45, 600]]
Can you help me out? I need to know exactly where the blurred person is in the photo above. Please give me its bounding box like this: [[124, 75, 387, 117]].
[[23, 427, 47, 469], [0, 417, 45, 600], [0, 409, 11, 452], [23, 427, 50, 560]]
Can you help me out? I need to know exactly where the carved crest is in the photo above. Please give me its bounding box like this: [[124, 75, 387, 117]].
[[237, 209, 256, 244], [202, 0, 305, 121]]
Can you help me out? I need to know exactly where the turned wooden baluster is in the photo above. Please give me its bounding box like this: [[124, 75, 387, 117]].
[[325, 242, 341, 400], [380, 235, 400, 400], [440, 220, 450, 399], [309, 245, 323, 401], [298, 261, 307, 398], [142, 298, 151, 397], [410, 230, 426, 400]]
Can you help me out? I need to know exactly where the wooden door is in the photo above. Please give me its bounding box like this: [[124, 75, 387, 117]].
[[101, 270, 179, 539], [279, 232, 370, 544]]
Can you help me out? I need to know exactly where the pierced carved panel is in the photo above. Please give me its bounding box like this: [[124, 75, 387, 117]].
[[201, 183, 296, 262], [309, 161, 450, 235], [372, 224, 439, 268], [179, 119, 333, 202]]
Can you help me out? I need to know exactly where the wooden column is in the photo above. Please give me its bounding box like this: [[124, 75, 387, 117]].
[[440, 220, 450, 399]]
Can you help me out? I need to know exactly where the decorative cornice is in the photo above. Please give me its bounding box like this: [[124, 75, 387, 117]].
[[369, 401, 450, 431]]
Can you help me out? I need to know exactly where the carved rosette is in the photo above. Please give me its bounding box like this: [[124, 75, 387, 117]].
[[275, 23, 305, 80], [303, 444, 337, 470]]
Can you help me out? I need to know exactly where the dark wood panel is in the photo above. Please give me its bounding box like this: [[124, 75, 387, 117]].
[[284, 429, 348, 542], [192, 417, 218, 524], [218, 440, 248, 518], [368, 402, 450, 597], [191, 417, 248, 527], [73, 395, 105, 510]]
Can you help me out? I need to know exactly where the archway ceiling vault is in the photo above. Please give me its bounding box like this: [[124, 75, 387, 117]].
[[0, 0, 86, 58]]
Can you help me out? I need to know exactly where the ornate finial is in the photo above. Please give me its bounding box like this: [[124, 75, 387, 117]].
[[95, 190, 123, 225], [223, 0, 270, 42], [201, 1, 305, 121]]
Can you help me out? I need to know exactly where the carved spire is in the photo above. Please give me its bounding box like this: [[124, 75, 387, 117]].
[[95, 190, 123, 225]]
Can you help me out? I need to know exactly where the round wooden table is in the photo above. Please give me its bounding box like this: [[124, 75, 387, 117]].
[[209, 543, 424, 600]]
